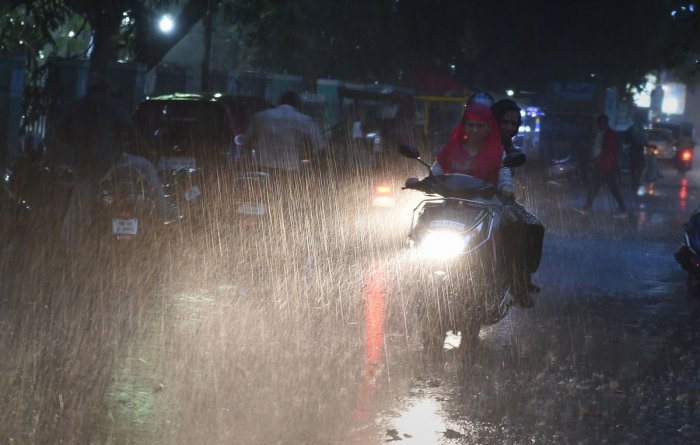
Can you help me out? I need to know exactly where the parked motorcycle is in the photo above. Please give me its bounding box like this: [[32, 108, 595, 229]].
[[398, 143, 526, 351], [158, 160, 204, 223], [3, 158, 74, 242], [5, 157, 168, 252], [97, 163, 165, 244], [546, 153, 582, 187]]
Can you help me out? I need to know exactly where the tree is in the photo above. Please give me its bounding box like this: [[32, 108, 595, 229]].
[[223, 0, 477, 85], [659, 1, 700, 87], [2, 0, 214, 77], [225, 0, 684, 94]]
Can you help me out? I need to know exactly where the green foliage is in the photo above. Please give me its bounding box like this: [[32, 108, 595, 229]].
[[223, 0, 694, 92], [659, 1, 700, 86]]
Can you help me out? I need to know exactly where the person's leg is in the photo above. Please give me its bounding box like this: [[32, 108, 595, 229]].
[[606, 171, 627, 212], [584, 171, 604, 209], [630, 153, 644, 195], [500, 220, 534, 307]]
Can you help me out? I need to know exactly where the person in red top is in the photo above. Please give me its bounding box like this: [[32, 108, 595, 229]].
[[432, 102, 541, 307], [432, 103, 513, 194], [576, 114, 627, 218]]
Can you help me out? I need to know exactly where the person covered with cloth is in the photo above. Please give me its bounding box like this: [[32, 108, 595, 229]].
[[490, 99, 545, 295], [430, 102, 540, 307]]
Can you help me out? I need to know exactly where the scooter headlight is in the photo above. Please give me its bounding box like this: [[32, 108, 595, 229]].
[[420, 230, 472, 259]]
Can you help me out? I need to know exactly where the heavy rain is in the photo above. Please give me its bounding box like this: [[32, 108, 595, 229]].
[[1, 1, 700, 444]]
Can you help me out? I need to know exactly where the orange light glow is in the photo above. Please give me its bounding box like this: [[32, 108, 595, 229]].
[[375, 185, 392, 194], [681, 150, 693, 162], [352, 262, 387, 423], [680, 177, 689, 209]]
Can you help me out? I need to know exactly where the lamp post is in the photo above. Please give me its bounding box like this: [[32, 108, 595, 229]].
[[201, 0, 214, 92]]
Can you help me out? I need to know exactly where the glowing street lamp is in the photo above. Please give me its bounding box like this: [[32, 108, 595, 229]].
[[159, 14, 174, 33]]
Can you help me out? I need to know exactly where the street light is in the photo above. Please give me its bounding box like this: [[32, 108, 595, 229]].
[[506, 89, 514, 97], [159, 14, 174, 33]]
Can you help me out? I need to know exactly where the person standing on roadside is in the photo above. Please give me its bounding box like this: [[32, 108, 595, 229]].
[[575, 114, 627, 218]]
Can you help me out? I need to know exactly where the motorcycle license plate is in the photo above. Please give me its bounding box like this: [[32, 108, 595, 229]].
[[112, 218, 138, 235], [237, 202, 267, 216]]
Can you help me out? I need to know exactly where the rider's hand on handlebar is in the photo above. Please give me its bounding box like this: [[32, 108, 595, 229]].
[[404, 177, 420, 188]]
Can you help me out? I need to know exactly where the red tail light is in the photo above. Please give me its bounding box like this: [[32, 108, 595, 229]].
[[681, 149, 693, 162]]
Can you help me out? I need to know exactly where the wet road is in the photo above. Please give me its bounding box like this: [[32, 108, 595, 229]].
[[2, 162, 699, 444], [356, 164, 700, 444]]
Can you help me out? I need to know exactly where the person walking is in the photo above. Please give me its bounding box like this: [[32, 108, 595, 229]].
[[574, 114, 627, 218], [625, 119, 647, 197]]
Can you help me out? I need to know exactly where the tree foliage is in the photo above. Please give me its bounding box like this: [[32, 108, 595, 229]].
[[2, 0, 698, 93], [2, 0, 212, 75], [659, 1, 700, 86], [225, 0, 685, 92], [223, 0, 477, 84]]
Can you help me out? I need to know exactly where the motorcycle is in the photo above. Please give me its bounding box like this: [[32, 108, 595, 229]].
[[5, 157, 168, 252], [546, 153, 582, 187], [157, 156, 204, 223], [398, 144, 526, 351], [97, 163, 165, 244], [674, 146, 694, 175], [674, 209, 700, 294]]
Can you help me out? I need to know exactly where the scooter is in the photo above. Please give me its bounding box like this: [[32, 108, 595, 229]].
[[398, 144, 526, 351]]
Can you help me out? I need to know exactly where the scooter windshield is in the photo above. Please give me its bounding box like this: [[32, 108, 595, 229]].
[[406, 174, 496, 199], [435, 174, 491, 191]]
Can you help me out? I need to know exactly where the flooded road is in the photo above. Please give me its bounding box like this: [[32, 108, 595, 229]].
[[2, 161, 699, 443]]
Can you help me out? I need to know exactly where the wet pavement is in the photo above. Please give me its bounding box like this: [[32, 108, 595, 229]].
[[357, 165, 700, 444], [2, 161, 699, 444]]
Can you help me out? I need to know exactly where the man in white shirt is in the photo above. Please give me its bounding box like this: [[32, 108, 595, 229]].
[[245, 91, 325, 172]]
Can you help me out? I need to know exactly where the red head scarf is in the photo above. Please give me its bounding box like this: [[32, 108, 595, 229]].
[[436, 103, 504, 184]]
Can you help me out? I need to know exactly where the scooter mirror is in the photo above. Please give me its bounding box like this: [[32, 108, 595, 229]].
[[398, 143, 421, 159], [503, 151, 526, 168], [405, 177, 420, 187]]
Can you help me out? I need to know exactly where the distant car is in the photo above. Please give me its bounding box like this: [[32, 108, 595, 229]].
[[651, 121, 696, 172], [132, 93, 273, 171], [645, 128, 676, 160], [131, 93, 273, 215], [652, 121, 696, 150]]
